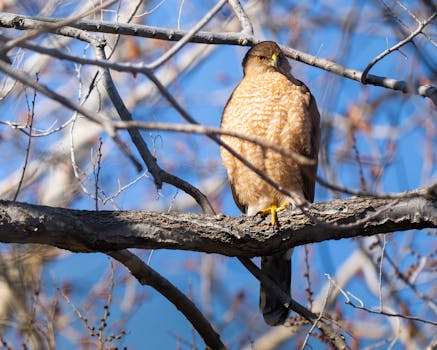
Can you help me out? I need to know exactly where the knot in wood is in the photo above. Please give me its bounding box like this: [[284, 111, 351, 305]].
[[12, 16, 25, 29]]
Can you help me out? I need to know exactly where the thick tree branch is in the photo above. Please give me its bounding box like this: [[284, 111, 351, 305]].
[[0, 192, 436, 255]]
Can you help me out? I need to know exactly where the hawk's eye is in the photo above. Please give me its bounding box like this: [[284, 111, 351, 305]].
[[257, 56, 266, 62]]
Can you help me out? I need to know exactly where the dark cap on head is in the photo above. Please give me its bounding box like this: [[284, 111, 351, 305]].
[[241, 41, 291, 76], [242, 41, 282, 67]]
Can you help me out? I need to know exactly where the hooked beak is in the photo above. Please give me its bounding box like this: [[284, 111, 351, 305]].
[[269, 53, 278, 68]]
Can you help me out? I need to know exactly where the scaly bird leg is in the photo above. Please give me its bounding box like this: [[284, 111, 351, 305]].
[[257, 201, 290, 225], [276, 200, 290, 212]]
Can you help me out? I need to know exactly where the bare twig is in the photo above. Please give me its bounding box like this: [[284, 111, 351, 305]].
[[147, 0, 228, 69], [0, 12, 434, 104], [97, 263, 115, 346], [102, 172, 149, 204], [13, 76, 37, 201], [108, 250, 226, 350], [378, 235, 386, 311], [112, 120, 315, 165], [361, 12, 437, 83], [0, 53, 142, 172], [327, 274, 437, 326], [301, 277, 332, 350], [93, 138, 103, 211], [0, 117, 74, 137], [69, 113, 102, 202], [0, 0, 118, 55], [238, 258, 350, 350], [92, 43, 215, 214], [381, 244, 437, 314], [227, 0, 254, 35], [303, 245, 314, 309]]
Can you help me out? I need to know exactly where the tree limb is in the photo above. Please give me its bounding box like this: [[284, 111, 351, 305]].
[[0, 192, 436, 255], [238, 258, 350, 350], [0, 11, 435, 105], [93, 41, 215, 213], [108, 250, 226, 350]]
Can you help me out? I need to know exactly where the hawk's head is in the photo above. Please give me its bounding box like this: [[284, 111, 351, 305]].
[[242, 41, 291, 76]]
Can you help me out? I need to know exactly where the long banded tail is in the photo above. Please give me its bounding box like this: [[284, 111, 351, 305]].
[[259, 249, 292, 326]]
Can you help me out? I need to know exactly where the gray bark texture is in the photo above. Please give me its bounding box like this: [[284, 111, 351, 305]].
[[1, 190, 436, 255]]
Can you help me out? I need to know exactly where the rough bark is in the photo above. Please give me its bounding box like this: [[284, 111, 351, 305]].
[[1, 191, 436, 256]]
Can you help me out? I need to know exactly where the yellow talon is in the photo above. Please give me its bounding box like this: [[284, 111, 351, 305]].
[[276, 200, 290, 212], [257, 201, 290, 225]]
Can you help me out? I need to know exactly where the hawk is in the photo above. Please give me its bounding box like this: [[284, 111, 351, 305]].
[[220, 41, 320, 326]]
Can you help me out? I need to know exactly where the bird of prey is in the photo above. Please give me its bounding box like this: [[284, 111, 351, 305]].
[[220, 41, 320, 326]]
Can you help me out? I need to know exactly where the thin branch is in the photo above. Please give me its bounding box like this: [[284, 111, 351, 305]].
[[0, 49, 142, 172], [227, 0, 254, 35], [93, 138, 103, 211], [147, 0, 228, 69], [0, 117, 74, 137], [0, 11, 254, 45], [60, 288, 97, 336], [92, 43, 215, 214], [327, 274, 437, 327], [389, 0, 437, 47], [301, 277, 332, 350], [303, 245, 314, 310], [108, 250, 226, 350], [381, 243, 437, 314], [112, 120, 315, 165], [278, 44, 437, 107], [361, 12, 437, 83], [0, 0, 118, 55], [0, 12, 435, 104], [238, 258, 350, 350], [13, 76, 37, 201], [0, 60, 105, 125], [69, 112, 102, 202], [101, 171, 149, 204], [379, 235, 386, 311]]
